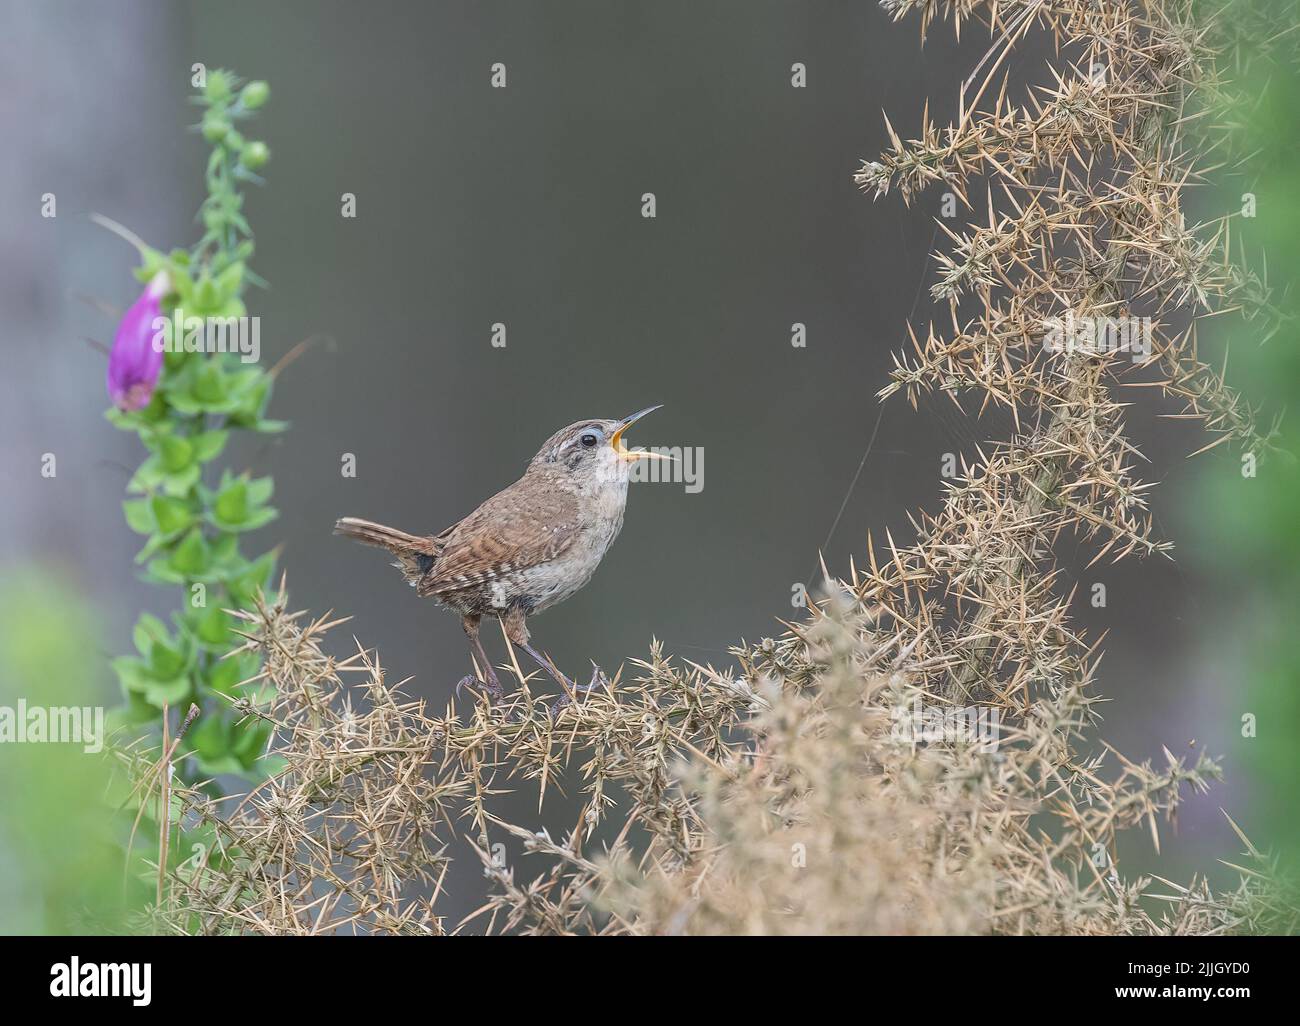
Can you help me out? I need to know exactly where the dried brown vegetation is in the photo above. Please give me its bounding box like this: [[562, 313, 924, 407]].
[[134, 0, 1298, 934]]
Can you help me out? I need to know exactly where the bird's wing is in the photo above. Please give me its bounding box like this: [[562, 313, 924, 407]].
[[419, 480, 581, 596]]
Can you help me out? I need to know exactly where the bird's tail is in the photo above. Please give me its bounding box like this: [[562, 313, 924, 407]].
[[334, 517, 439, 583], [334, 516, 433, 553]]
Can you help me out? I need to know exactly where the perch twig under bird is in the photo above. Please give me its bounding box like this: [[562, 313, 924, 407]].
[[335, 406, 669, 710]]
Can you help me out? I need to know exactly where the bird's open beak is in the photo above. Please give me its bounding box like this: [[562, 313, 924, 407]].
[[611, 405, 672, 461]]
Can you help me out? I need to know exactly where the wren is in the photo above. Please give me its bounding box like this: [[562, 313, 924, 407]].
[[335, 406, 667, 702]]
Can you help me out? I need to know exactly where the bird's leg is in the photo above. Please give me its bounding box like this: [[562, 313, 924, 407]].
[[457, 615, 504, 700], [503, 609, 605, 713], [548, 662, 610, 716], [518, 640, 605, 715], [517, 640, 574, 690], [503, 609, 570, 687]]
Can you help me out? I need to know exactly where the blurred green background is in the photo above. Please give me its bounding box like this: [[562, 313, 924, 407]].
[[1187, 13, 1300, 879], [0, 574, 139, 933]]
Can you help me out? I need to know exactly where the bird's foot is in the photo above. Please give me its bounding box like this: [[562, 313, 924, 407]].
[[456, 673, 505, 702], [549, 663, 610, 716]]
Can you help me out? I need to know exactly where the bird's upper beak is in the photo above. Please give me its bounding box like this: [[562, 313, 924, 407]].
[[611, 405, 671, 461]]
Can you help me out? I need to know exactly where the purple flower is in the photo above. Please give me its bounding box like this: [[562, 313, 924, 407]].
[[106, 271, 170, 411]]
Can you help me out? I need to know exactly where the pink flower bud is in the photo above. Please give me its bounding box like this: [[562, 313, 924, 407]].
[[106, 271, 170, 411]]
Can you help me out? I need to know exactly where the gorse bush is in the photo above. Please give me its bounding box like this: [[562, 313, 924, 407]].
[[128, 1, 1300, 933], [142, 579, 1288, 935]]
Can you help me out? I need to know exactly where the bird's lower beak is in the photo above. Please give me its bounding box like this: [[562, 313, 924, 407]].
[[611, 405, 672, 461]]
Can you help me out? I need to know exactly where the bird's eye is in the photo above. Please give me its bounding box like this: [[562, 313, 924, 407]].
[[580, 431, 600, 448]]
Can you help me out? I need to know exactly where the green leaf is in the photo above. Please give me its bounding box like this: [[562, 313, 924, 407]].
[[209, 474, 277, 532], [160, 462, 201, 498], [227, 551, 277, 608], [192, 605, 234, 649], [123, 498, 156, 535], [132, 245, 168, 284], [151, 495, 195, 536], [207, 530, 242, 566], [106, 406, 148, 432], [231, 720, 272, 768], [127, 455, 166, 495], [193, 363, 228, 404], [190, 715, 231, 763], [133, 532, 171, 565], [213, 480, 248, 525], [193, 752, 247, 777], [214, 297, 246, 321], [111, 655, 152, 695], [167, 263, 195, 303], [141, 675, 192, 708], [194, 274, 221, 314], [159, 434, 194, 474], [227, 374, 272, 427], [209, 654, 249, 697], [238, 507, 278, 532], [132, 613, 170, 657], [251, 755, 288, 779], [192, 429, 229, 463], [246, 476, 274, 507], [113, 653, 190, 709], [110, 689, 162, 727], [215, 261, 244, 300], [161, 343, 187, 373], [149, 639, 187, 679], [170, 529, 210, 577]]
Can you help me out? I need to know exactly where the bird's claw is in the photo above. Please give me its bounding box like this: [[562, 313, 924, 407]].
[[549, 663, 610, 716], [456, 674, 504, 702]]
